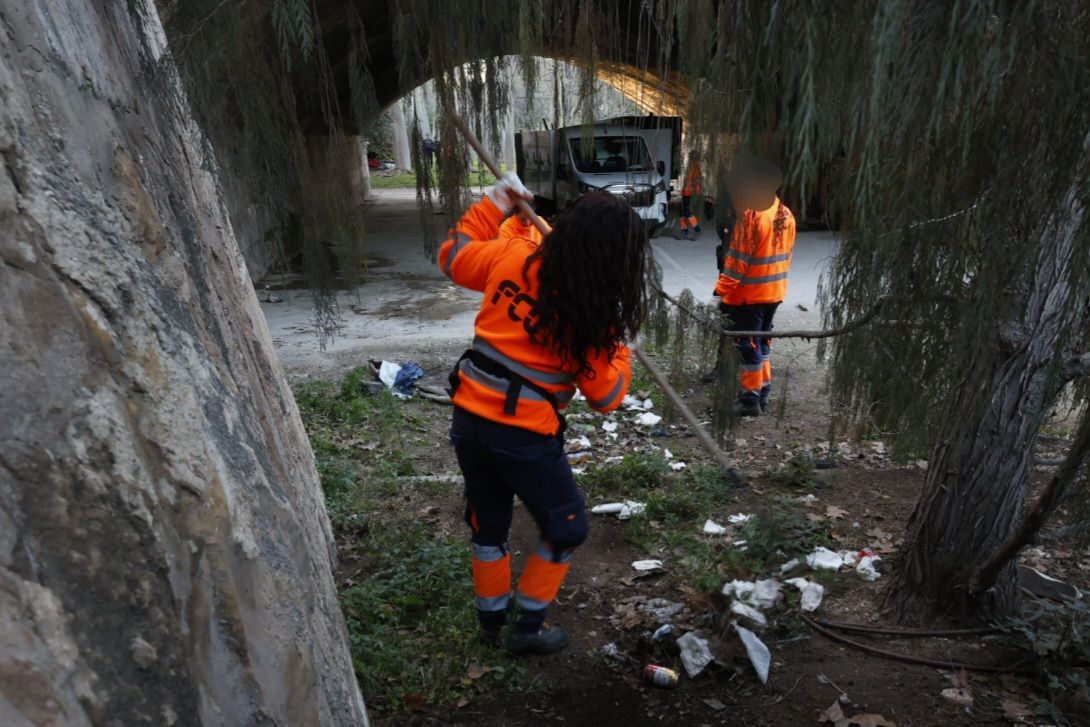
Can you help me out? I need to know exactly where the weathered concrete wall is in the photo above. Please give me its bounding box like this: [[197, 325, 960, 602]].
[[0, 1, 367, 725]]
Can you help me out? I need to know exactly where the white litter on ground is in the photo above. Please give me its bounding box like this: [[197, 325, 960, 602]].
[[378, 361, 401, 388], [635, 412, 662, 427], [727, 513, 753, 525], [734, 623, 771, 684], [703, 519, 728, 535], [602, 421, 618, 433], [632, 559, 664, 571], [730, 601, 768, 627], [779, 557, 801, 574], [591, 500, 646, 519], [669, 462, 687, 471], [750, 579, 782, 609], [857, 554, 882, 581], [676, 631, 715, 678], [785, 577, 825, 611], [806, 546, 845, 571]]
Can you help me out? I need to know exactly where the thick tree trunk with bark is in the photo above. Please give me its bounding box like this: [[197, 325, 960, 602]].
[[0, 1, 367, 724], [890, 137, 1090, 623]]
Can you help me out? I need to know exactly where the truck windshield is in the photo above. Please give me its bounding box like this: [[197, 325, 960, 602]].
[[569, 136, 652, 174]]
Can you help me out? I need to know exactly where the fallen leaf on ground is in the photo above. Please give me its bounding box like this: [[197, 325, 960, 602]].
[[826, 505, 849, 519], [818, 700, 850, 727], [940, 687, 973, 708], [456, 696, 469, 708], [402, 693, 426, 711], [466, 663, 491, 680], [703, 698, 727, 710], [807, 513, 827, 522], [1000, 698, 1035, 722]]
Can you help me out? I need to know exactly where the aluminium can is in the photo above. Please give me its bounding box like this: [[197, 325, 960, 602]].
[[643, 663, 679, 688]]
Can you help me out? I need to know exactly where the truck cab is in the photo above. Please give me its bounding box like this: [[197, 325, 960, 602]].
[[517, 120, 678, 228]]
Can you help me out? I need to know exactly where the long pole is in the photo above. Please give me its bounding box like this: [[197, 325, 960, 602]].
[[449, 114, 740, 478]]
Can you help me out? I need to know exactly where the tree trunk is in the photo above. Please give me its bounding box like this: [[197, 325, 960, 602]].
[[890, 135, 1090, 623], [0, 1, 367, 724], [391, 101, 413, 172]]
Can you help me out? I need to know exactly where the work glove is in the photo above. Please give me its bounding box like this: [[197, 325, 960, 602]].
[[487, 172, 532, 214]]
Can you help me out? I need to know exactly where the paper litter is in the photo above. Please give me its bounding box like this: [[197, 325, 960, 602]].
[[676, 631, 715, 678], [730, 601, 768, 627], [785, 577, 825, 611], [703, 519, 728, 536], [734, 623, 771, 684]]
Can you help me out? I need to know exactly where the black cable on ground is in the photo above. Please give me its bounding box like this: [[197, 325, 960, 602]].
[[814, 617, 1000, 638], [802, 615, 1033, 674]]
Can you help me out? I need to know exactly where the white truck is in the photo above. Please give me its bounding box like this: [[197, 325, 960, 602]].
[[515, 116, 682, 229]]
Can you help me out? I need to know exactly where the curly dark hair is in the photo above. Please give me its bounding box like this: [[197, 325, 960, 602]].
[[523, 192, 650, 376]]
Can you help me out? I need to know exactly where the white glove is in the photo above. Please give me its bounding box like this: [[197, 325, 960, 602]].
[[487, 172, 532, 214]]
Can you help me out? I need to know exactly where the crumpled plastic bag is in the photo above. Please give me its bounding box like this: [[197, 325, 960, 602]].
[[806, 546, 844, 571], [857, 554, 882, 581]]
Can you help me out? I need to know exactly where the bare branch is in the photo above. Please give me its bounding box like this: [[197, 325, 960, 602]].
[[652, 286, 889, 340]]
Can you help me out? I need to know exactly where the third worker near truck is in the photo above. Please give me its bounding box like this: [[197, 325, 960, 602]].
[[704, 153, 797, 416]]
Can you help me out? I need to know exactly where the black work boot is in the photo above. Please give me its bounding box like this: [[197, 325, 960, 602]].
[[505, 624, 570, 656], [478, 627, 503, 648], [735, 401, 762, 417]]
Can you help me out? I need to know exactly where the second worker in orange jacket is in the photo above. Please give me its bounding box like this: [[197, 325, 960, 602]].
[[706, 153, 797, 416]]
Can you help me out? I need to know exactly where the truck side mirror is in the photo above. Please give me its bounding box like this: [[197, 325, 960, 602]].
[[557, 163, 569, 181], [656, 160, 666, 177]]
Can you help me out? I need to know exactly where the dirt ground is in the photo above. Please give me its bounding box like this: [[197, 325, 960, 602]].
[[293, 336, 1080, 727], [270, 192, 1085, 726]]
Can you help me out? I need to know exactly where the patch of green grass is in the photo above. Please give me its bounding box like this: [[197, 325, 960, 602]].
[[579, 451, 669, 500], [294, 369, 535, 713], [368, 164, 500, 189], [340, 524, 533, 712], [728, 504, 823, 573], [767, 454, 824, 489]]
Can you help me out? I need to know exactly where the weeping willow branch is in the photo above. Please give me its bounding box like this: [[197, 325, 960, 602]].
[[653, 285, 889, 340], [967, 412, 1090, 597]]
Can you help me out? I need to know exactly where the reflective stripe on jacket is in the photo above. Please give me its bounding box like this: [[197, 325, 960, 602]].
[[715, 198, 796, 305], [438, 196, 631, 435]]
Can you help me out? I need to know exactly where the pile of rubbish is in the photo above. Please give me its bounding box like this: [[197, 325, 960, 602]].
[[366, 360, 450, 402], [563, 392, 697, 474]]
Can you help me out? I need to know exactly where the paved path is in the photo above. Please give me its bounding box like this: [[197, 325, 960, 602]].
[[261, 189, 839, 377]]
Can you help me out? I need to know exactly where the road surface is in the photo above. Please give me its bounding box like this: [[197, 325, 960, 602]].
[[261, 189, 838, 377]]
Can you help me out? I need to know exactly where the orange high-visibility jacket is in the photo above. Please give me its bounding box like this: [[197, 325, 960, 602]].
[[715, 198, 797, 305], [682, 160, 703, 197], [439, 197, 631, 435], [498, 214, 544, 246]]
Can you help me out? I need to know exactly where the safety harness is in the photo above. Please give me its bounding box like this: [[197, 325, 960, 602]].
[[448, 349, 567, 437]]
